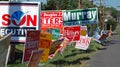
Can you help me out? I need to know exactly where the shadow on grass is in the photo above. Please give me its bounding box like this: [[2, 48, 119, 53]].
[[65, 49, 96, 58], [50, 57, 90, 66]]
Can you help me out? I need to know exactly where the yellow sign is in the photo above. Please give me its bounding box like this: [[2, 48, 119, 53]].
[[38, 32, 52, 62], [81, 30, 87, 36], [40, 32, 52, 40], [81, 26, 87, 36]]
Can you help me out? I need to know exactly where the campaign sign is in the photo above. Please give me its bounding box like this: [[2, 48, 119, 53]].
[[75, 36, 91, 50], [38, 32, 52, 62], [28, 50, 44, 67], [63, 8, 98, 26], [81, 26, 87, 36], [0, 2, 41, 43], [0, 32, 12, 67], [41, 11, 63, 33], [64, 26, 81, 41], [22, 30, 40, 62], [51, 28, 60, 40]]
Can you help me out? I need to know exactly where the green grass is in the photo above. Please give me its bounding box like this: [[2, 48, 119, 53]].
[[7, 40, 103, 67]]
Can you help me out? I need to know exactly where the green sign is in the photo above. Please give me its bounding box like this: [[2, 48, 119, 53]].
[[63, 8, 98, 26], [52, 28, 60, 40]]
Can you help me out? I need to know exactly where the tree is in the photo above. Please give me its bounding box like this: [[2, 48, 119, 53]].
[[42, 0, 93, 10], [106, 19, 118, 31]]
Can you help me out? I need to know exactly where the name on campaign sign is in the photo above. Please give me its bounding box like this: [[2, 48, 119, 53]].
[[41, 11, 63, 33], [63, 8, 98, 25], [22, 30, 40, 62], [75, 36, 91, 50], [64, 26, 81, 41], [0, 2, 41, 43]]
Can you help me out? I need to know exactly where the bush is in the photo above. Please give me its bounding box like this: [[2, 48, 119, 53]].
[[106, 19, 118, 31]]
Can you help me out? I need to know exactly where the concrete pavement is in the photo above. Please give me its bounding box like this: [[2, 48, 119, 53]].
[[85, 34, 120, 67]]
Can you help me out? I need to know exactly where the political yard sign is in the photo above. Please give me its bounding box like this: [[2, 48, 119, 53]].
[[38, 32, 52, 62], [51, 28, 60, 40], [22, 30, 40, 62], [0, 2, 41, 43], [75, 36, 91, 50], [63, 8, 98, 26], [64, 26, 81, 41], [41, 11, 63, 33], [81, 26, 87, 36]]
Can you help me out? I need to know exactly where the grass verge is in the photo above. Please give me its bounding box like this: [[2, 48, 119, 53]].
[[7, 39, 103, 67]]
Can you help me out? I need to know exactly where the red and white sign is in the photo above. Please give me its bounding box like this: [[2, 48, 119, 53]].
[[64, 26, 81, 41], [75, 36, 91, 50], [0, 2, 40, 43], [22, 30, 40, 62], [41, 11, 63, 33]]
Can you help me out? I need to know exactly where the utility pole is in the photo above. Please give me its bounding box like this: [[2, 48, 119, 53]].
[[99, 0, 104, 30]]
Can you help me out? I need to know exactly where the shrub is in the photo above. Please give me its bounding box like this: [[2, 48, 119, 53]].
[[106, 19, 118, 31]]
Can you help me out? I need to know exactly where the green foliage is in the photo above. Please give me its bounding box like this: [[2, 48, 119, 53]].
[[42, 0, 94, 10], [43, 0, 78, 10], [105, 7, 120, 18], [106, 19, 118, 31]]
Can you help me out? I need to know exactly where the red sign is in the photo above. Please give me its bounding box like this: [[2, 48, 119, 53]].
[[22, 30, 40, 62], [28, 50, 44, 67], [64, 26, 81, 41], [41, 11, 63, 33]]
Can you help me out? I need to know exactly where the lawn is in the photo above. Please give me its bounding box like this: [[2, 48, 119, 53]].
[[7, 39, 103, 67]]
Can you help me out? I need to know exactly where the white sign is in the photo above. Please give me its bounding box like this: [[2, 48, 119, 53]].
[[0, 32, 12, 67], [0, 2, 41, 43], [75, 36, 91, 50]]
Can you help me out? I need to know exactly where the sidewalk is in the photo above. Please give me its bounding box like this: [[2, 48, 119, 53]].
[[85, 34, 120, 67]]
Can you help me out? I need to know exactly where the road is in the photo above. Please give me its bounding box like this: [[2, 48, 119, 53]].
[[85, 33, 120, 67]]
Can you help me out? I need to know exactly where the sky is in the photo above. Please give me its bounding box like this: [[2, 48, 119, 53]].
[[12, 0, 120, 10], [94, 0, 120, 10]]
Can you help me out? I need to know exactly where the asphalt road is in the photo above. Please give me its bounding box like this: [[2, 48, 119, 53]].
[[85, 34, 120, 67]]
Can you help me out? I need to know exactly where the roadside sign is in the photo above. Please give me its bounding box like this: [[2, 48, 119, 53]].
[[38, 32, 52, 62], [75, 36, 91, 50], [28, 50, 44, 67], [63, 8, 98, 26], [64, 26, 81, 41], [81, 26, 87, 36], [41, 11, 63, 33], [0, 2, 41, 43], [22, 30, 40, 62]]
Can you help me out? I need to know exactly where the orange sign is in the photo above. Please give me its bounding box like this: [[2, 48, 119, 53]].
[[41, 11, 63, 33], [38, 32, 52, 62]]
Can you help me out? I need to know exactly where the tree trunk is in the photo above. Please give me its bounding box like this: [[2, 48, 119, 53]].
[[78, 0, 82, 9]]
